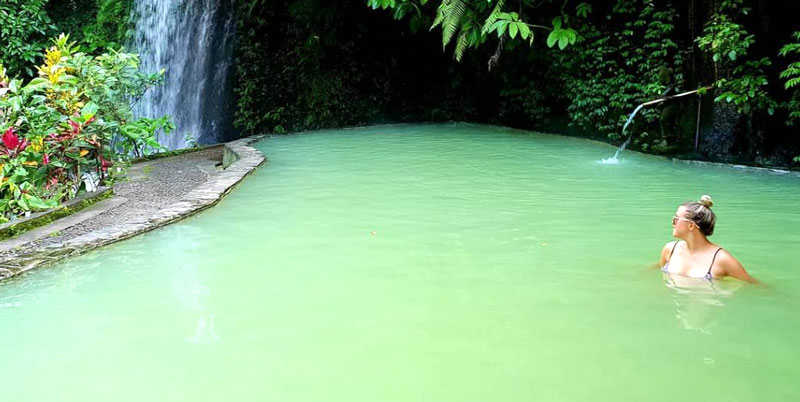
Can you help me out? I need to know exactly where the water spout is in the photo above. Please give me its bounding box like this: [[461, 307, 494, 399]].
[[612, 103, 646, 158], [603, 87, 709, 162]]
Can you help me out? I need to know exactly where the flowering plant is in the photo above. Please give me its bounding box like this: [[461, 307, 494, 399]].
[[0, 34, 171, 222]]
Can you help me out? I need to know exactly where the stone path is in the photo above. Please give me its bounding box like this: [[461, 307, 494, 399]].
[[0, 137, 266, 280]]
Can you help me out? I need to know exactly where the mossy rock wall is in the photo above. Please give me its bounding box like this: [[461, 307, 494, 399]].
[[0, 188, 113, 241]]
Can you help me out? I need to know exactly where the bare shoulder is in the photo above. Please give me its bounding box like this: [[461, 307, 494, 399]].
[[659, 240, 679, 266], [662, 240, 679, 251], [661, 240, 680, 255], [715, 249, 758, 283], [715, 249, 743, 269]]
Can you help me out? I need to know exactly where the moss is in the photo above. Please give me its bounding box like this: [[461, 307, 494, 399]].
[[0, 188, 113, 241]]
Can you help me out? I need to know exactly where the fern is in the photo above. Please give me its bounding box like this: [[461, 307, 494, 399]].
[[443, 0, 467, 48], [481, 0, 505, 36], [430, 0, 452, 30], [455, 30, 469, 61], [785, 76, 800, 89]]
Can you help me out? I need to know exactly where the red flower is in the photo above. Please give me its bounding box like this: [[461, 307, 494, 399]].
[[2, 127, 19, 149], [43, 153, 50, 165], [100, 156, 113, 172], [0, 127, 29, 157]]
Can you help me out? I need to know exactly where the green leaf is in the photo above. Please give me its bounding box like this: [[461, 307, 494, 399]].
[[27, 195, 56, 210], [24, 77, 49, 92], [18, 196, 30, 211], [81, 102, 99, 121], [546, 31, 558, 48], [481, 0, 506, 35], [518, 23, 531, 40], [495, 21, 507, 37], [576, 3, 592, 18], [33, 166, 48, 184], [454, 31, 468, 61]]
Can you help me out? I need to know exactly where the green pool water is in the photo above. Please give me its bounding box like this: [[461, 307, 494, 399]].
[[2, 124, 799, 401]]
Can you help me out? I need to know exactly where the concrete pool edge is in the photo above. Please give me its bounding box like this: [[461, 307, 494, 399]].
[[0, 136, 267, 282]]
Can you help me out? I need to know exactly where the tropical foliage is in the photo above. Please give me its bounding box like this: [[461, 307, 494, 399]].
[[550, 1, 686, 150], [780, 32, 800, 128], [46, 0, 135, 52], [0, 0, 55, 76], [234, 0, 395, 135], [695, 0, 775, 116], [14, 0, 793, 167], [0, 35, 170, 222], [361, 0, 800, 163], [366, 0, 582, 62]]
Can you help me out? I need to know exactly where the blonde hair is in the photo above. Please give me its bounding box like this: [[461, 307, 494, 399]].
[[681, 195, 717, 236]]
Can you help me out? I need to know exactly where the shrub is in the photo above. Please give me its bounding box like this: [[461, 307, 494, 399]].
[[0, 34, 171, 222]]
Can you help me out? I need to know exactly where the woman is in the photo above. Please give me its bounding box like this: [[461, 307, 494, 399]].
[[659, 195, 757, 283]]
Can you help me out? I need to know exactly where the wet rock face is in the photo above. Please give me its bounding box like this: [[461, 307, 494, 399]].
[[701, 102, 742, 160]]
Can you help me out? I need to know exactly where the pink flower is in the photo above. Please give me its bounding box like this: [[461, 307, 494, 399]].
[[43, 153, 50, 165], [69, 120, 81, 134]]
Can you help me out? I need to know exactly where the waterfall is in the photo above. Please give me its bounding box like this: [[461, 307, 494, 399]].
[[132, 0, 236, 150]]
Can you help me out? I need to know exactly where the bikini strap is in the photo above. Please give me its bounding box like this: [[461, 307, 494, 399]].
[[667, 241, 680, 263], [707, 248, 723, 278]]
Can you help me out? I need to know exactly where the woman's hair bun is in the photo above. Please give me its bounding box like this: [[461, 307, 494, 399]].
[[699, 194, 714, 208]]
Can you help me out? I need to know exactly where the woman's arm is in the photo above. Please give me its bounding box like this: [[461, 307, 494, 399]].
[[718, 251, 759, 284]]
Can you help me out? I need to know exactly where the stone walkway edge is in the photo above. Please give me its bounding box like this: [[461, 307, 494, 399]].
[[0, 136, 266, 281]]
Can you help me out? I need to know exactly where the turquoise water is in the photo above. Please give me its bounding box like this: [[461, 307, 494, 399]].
[[1, 124, 799, 401]]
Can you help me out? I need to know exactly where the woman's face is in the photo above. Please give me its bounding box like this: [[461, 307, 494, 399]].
[[672, 206, 695, 238]]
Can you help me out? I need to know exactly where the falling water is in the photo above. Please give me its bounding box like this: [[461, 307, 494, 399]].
[[601, 88, 707, 163], [600, 103, 649, 164], [132, 0, 236, 150]]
